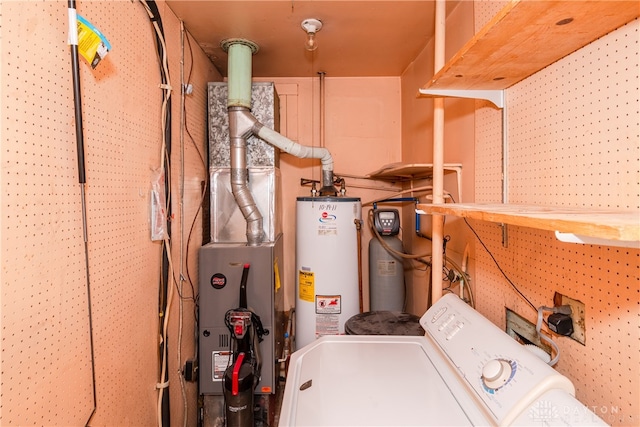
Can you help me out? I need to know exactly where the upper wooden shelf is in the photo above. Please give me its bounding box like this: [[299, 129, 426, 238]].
[[420, 1, 639, 93], [417, 203, 640, 243]]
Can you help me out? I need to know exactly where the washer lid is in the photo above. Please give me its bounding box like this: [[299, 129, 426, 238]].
[[279, 336, 488, 426]]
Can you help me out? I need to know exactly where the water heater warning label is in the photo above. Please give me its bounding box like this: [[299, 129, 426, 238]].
[[316, 295, 341, 314], [316, 314, 339, 337], [298, 270, 315, 302], [316, 296, 341, 337]]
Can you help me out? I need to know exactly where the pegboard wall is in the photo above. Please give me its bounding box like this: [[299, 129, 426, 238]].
[[472, 10, 639, 426], [1, 1, 220, 425], [1, 2, 96, 424], [164, 6, 223, 427], [474, 0, 508, 31]]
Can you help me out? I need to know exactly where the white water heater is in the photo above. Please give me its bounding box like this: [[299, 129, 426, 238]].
[[295, 197, 361, 350]]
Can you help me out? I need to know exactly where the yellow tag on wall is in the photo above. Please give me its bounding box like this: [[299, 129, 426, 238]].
[[298, 271, 315, 302], [77, 14, 111, 69]]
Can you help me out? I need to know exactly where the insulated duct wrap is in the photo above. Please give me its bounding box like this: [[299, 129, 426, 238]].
[[254, 124, 336, 194], [254, 126, 333, 170]]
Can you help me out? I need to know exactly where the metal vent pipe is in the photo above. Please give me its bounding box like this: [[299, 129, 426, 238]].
[[222, 38, 337, 245]]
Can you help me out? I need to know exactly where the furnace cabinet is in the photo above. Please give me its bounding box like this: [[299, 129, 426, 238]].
[[198, 235, 285, 395]]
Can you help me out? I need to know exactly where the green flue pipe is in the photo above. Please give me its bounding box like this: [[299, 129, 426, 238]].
[[224, 38, 257, 108]]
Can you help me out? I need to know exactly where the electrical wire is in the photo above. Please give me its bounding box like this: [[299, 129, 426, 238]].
[[441, 194, 537, 314], [179, 25, 206, 403], [181, 28, 204, 311], [362, 185, 440, 207], [139, 2, 173, 426], [178, 20, 187, 427], [158, 237, 176, 427], [443, 254, 475, 308], [536, 306, 563, 366], [175, 22, 205, 427], [173, 21, 210, 427], [463, 217, 537, 313]]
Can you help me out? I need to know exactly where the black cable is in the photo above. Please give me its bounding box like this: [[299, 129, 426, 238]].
[[140, 2, 172, 425], [181, 27, 204, 332], [182, 32, 206, 167], [463, 217, 538, 313], [443, 193, 538, 313]]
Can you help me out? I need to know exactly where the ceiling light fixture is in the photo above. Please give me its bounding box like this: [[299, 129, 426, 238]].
[[301, 18, 322, 52]]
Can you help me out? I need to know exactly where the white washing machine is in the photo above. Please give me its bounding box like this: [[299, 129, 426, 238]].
[[279, 294, 607, 426]]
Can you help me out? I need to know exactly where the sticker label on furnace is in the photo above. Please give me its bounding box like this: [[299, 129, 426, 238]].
[[298, 270, 315, 303], [212, 351, 231, 381]]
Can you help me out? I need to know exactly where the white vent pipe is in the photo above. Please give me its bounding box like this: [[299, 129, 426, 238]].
[[222, 38, 337, 245]]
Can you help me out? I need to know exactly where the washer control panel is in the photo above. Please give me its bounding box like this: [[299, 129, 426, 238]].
[[421, 294, 575, 426]]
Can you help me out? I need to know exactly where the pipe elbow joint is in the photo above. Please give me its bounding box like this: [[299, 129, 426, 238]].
[[319, 150, 334, 170]]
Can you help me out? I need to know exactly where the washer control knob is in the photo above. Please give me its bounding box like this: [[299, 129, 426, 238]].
[[482, 359, 513, 390]]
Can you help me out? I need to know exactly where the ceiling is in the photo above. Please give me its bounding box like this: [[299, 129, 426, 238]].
[[165, 1, 456, 78]]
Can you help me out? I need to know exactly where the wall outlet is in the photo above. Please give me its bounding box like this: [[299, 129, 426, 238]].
[[184, 359, 198, 382], [553, 292, 586, 345]]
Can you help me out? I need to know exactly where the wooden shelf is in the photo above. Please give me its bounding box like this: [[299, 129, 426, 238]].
[[417, 203, 640, 243], [367, 162, 462, 180], [419, 1, 639, 94], [368, 163, 464, 200]]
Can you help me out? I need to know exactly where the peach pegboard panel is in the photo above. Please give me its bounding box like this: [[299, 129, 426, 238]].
[[0, 0, 222, 425], [163, 6, 223, 427], [1, 1, 95, 425], [471, 10, 639, 426], [474, 102, 503, 203], [507, 20, 639, 210], [69, 1, 163, 424], [474, 0, 509, 32], [472, 1, 509, 205]]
